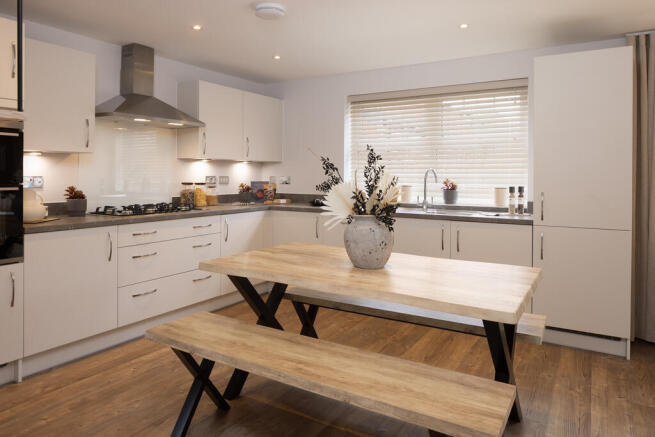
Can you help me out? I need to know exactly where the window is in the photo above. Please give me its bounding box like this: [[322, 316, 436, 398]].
[[347, 80, 528, 205]]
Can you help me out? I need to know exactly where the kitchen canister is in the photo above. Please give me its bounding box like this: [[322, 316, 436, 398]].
[[494, 187, 508, 207]]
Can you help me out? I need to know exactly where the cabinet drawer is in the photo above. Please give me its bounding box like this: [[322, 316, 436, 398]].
[[118, 234, 219, 286], [118, 270, 221, 327], [118, 216, 220, 247]]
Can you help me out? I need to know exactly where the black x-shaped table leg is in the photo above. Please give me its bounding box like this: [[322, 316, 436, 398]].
[[223, 277, 288, 400], [292, 302, 319, 338], [171, 350, 230, 437], [482, 320, 522, 422]]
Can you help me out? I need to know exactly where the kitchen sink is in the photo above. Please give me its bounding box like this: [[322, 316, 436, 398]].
[[396, 207, 482, 216]]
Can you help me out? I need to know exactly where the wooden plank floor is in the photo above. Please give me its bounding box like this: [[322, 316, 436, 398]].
[[0, 299, 654, 436]]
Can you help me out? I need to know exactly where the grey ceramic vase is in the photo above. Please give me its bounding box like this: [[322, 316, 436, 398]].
[[344, 215, 394, 269], [443, 189, 458, 205], [66, 198, 87, 217]]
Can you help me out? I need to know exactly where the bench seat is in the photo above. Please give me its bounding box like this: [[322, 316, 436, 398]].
[[284, 287, 546, 344], [147, 311, 516, 437]]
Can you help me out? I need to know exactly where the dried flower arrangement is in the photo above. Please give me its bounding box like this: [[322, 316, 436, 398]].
[[317, 145, 400, 231], [442, 178, 457, 190], [64, 186, 86, 199]]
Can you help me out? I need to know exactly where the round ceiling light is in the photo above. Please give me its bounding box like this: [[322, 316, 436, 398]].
[[255, 2, 286, 20]]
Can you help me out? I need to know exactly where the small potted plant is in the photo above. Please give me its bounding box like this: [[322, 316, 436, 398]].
[[238, 183, 252, 203], [442, 178, 458, 204], [64, 186, 87, 216]]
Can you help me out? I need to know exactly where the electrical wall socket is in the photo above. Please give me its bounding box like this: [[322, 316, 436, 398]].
[[23, 176, 44, 188], [218, 176, 229, 185], [205, 176, 217, 185]]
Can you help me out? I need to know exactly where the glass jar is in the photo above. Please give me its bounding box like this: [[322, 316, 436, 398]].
[[194, 182, 207, 208], [180, 182, 195, 208], [206, 184, 219, 206]]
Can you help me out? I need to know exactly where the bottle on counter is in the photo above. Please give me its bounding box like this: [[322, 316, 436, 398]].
[[517, 186, 525, 215], [508, 186, 516, 215]]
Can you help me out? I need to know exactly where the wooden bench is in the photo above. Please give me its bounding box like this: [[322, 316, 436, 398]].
[[284, 288, 546, 344], [147, 311, 516, 437]]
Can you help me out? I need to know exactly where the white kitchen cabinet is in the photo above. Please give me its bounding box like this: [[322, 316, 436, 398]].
[[533, 46, 632, 230], [177, 80, 244, 160], [532, 226, 631, 339], [24, 38, 96, 153], [271, 211, 320, 246], [450, 222, 532, 266], [0, 16, 18, 109], [0, 263, 22, 364], [393, 218, 450, 258], [24, 227, 117, 356], [221, 212, 267, 293], [117, 216, 220, 247], [243, 91, 283, 162]]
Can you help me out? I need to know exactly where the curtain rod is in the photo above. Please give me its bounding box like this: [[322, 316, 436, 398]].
[[626, 29, 655, 36]]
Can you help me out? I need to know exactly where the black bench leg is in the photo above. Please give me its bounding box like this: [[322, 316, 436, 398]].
[[292, 302, 319, 338], [224, 278, 287, 400], [483, 320, 522, 423], [172, 351, 229, 437]]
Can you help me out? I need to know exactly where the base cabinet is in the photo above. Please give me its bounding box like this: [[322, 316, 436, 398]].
[[0, 263, 22, 364], [393, 218, 450, 258], [532, 226, 631, 339], [221, 212, 267, 293], [24, 227, 118, 356], [450, 222, 532, 266], [271, 211, 320, 246]]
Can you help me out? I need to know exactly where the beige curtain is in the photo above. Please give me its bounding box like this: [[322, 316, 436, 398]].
[[630, 33, 655, 342]]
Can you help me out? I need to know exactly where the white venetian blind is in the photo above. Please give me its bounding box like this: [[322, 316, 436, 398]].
[[348, 82, 528, 205]]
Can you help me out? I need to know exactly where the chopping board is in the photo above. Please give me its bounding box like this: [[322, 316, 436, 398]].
[[24, 217, 60, 224]]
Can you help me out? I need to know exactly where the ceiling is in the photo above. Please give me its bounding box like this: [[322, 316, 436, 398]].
[[1, 0, 653, 83]]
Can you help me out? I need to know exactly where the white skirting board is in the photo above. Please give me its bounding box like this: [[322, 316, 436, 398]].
[[0, 289, 256, 387], [543, 328, 630, 359]]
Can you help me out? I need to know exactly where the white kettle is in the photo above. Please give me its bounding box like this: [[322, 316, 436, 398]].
[[23, 188, 47, 222]]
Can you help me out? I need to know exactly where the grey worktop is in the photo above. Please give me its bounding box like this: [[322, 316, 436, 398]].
[[24, 203, 533, 234]]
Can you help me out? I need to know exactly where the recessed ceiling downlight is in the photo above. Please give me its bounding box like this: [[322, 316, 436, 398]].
[[459, 23, 469, 29], [272, 54, 281, 60], [255, 2, 286, 20]]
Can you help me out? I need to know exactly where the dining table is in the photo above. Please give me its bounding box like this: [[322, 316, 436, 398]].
[[199, 242, 542, 423]]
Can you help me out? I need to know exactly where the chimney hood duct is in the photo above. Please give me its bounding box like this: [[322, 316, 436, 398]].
[[95, 43, 205, 128]]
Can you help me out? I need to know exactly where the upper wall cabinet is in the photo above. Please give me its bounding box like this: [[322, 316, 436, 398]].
[[178, 81, 244, 160], [24, 38, 96, 153], [177, 80, 283, 162], [243, 91, 283, 162], [533, 46, 633, 230], [0, 16, 20, 110]]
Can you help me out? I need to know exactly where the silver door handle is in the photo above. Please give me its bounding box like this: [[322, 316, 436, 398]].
[[11, 41, 16, 78], [315, 216, 319, 239], [10, 271, 15, 307], [540, 192, 544, 221], [193, 224, 212, 229], [441, 225, 445, 251], [132, 252, 158, 259], [456, 229, 460, 253], [202, 130, 207, 156], [108, 232, 113, 262], [132, 230, 157, 236], [85, 119, 90, 148], [132, 289, 157, 298], [192, 242, 212, 248], [540, 232, 544, 260], [193, 275, 213, 282], [224, 219, 229, 242]]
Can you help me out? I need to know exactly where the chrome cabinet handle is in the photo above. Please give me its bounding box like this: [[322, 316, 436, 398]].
[[315, 216, 319, 239], [441, 225, 445, 251], [224, 218, 229, 242], [10, 272, 15, 307], [456, 229, 460, 253], [85, 118, 90, 148], [192, 242, 212, 248], [132, 289, 157, 298], [11, 41, 16, 78], [540, 192, 544, 221], [132, 252, 158, 259], [202, 130, 207, 156], [132, 230, 157, 236], [193, 275, 212, 283], [540, 232, 544, 260], [193, 224, 212, 229], [246, 137, 250, 157], [108, 232, 113, 262]]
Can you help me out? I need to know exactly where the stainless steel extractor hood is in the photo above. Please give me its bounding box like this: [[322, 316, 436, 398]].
[[95, 43, 204, 129]]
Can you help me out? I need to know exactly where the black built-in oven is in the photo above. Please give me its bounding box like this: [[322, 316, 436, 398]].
[[0, 124, 23, 265]]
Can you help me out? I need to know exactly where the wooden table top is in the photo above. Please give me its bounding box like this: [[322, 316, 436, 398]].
[[200, 243, 542, 324]]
